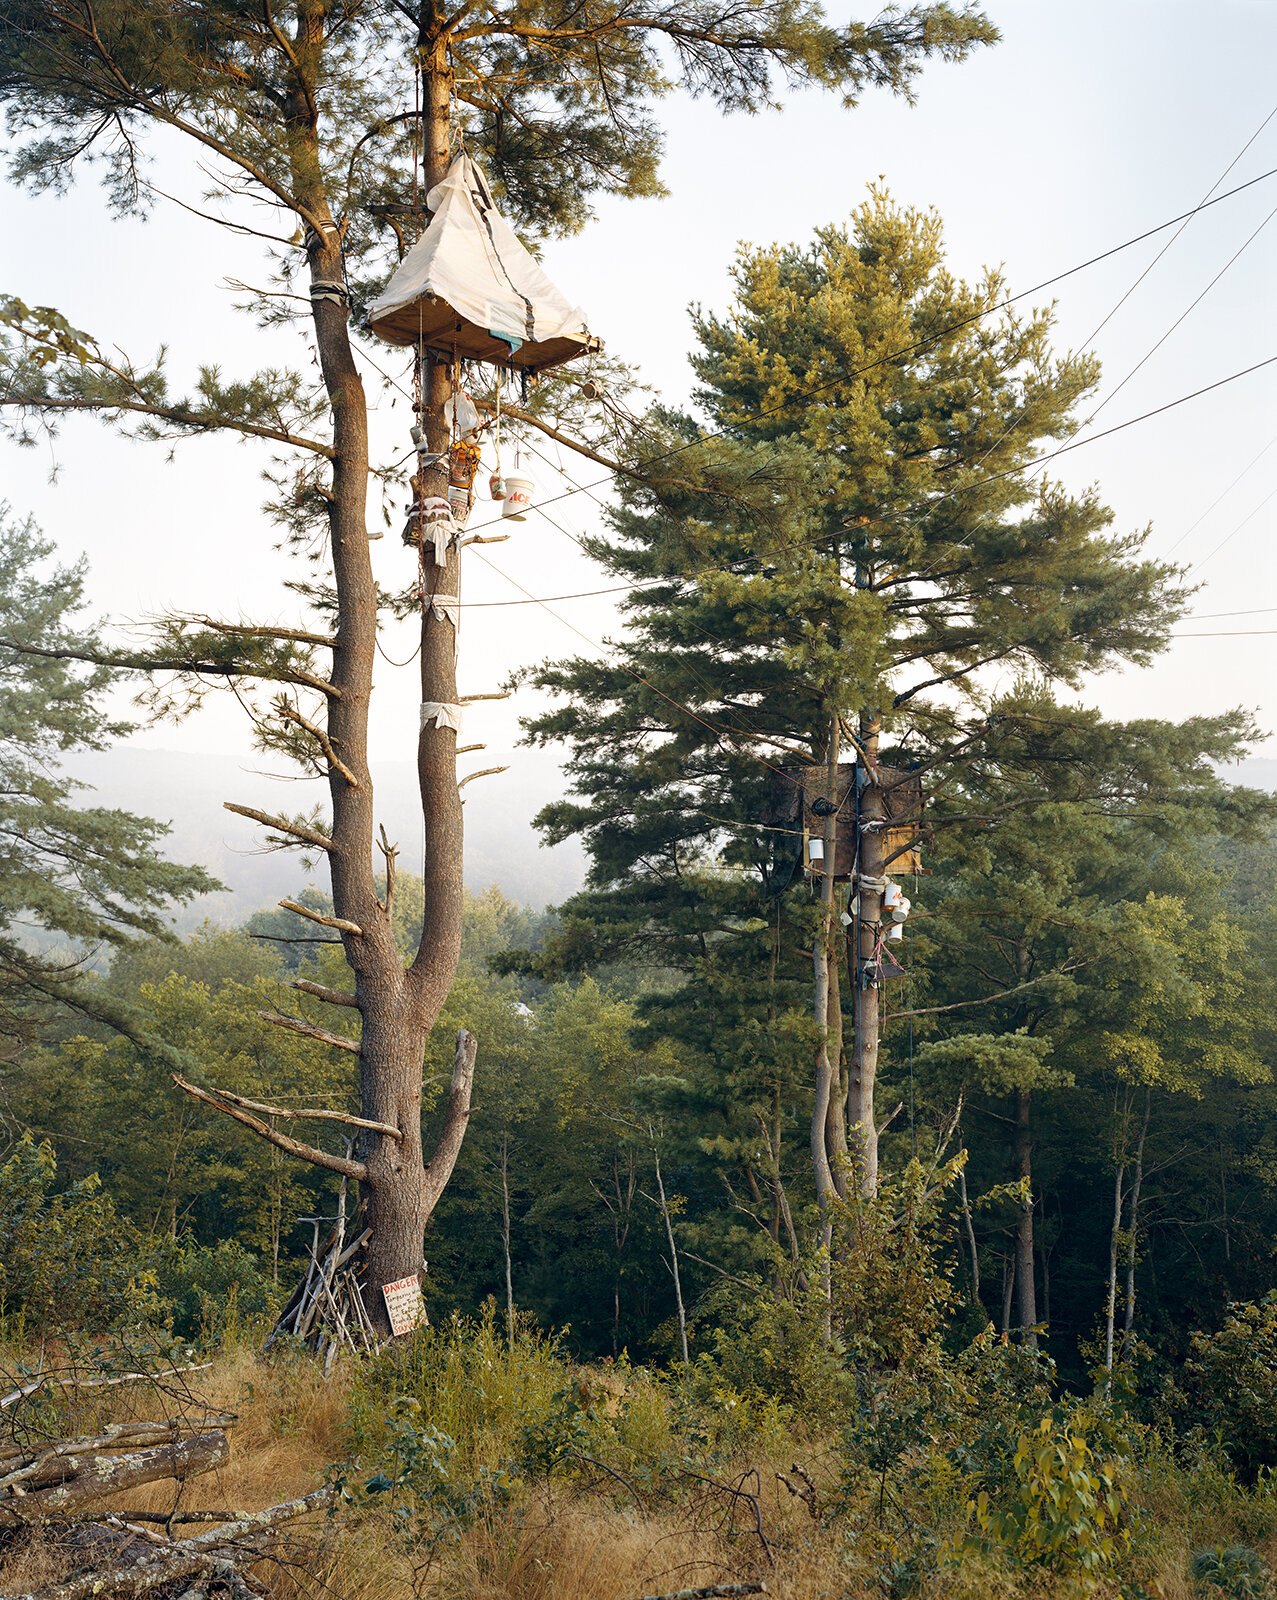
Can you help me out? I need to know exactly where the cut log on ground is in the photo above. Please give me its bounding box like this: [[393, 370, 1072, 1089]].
[[0, 1487, 335, 1600], [0, 1433, 230, 1521]]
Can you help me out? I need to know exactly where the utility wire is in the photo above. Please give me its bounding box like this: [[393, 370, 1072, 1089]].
[[448, 158, 1277, 543], [1162, 430, 1277, 559], [1189, 483, 1277, 572]]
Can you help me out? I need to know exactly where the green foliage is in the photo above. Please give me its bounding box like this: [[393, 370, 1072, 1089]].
[[1174, 1295, 1277, 1480], [0, 507, 218, 1047], [968, 1415, 1130, 1589], [0, 1133, 163, 1335], [148, 1236, 278, 1342], [1189, 1545, 1271, 1600]]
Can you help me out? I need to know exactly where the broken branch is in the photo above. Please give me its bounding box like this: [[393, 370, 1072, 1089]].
[[171, 1075, 367, 1180], [278, 899, 361, 934], [291, 978, 357, 1007]]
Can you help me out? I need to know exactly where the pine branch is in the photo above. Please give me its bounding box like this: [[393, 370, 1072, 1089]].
[[171, 1075, 367, 1179], [223, 802, 333, 852], [182, 616, 336, 648], [0, 637, 339, 698]]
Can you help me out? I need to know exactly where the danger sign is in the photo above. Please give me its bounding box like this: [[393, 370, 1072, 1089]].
[[381, 1274, 427, 1338]]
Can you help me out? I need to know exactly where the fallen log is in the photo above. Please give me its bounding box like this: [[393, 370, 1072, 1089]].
[[0, 1432, 229, 1519], [0, 1487, 335, 1600], [0, 1417, 237, 1492]]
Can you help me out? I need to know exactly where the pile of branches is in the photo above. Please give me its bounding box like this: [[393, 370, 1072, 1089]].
[[266, 1184, 382, 1365], [0, 1354, 335, 1599], [1, 1488, 335, 1600]]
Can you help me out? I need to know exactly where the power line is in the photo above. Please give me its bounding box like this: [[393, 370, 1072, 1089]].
[[1163, 430, 1277, 558], [1189, 483, 1277, 572], [449, 158, 1277, 542]]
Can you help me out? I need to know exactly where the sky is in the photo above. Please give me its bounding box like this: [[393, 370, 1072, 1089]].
[[3, 0, 1277, 887]]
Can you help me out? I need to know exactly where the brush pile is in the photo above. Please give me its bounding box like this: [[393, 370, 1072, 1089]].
[[0, 1357, 334, 1599]]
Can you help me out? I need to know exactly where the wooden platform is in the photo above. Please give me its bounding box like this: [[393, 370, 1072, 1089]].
[[364, 295, 601, 373]]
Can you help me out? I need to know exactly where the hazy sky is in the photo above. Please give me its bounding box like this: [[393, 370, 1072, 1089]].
[[4, 0, 1276, 861]]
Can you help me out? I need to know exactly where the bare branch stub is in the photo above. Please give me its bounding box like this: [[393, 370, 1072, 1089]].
[[278, 899, 361, 935], [292, 978, 358, 1008], [256, 1008, 361, 1055]]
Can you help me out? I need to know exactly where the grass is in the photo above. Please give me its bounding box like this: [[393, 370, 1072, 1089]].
[[1, 1319, 1275, 1600]]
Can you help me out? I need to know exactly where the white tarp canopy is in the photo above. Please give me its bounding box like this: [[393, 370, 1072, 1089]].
[[365, 152, 600, 371]]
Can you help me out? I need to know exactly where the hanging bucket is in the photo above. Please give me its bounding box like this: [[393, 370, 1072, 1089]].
[[502, 474, 534, 521], [807, 837, 824, 866], [489, 473, 507, 501]]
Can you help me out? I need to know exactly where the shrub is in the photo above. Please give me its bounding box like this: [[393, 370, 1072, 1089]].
[[1189, 1544, 1271, 1599], [968, 1414, 1130, 1592], [0, 1134, 163, 1335], [148, 1236, 277, 1340], [1177, 1295, 1277, 1479]]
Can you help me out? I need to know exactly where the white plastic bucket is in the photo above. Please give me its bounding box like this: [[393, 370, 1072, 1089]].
[[807, 838, 824, 864], [502, 474, 534, 521]]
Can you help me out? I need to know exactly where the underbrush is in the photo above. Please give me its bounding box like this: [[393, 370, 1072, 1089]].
[[2, 1317, 1277, 1600]]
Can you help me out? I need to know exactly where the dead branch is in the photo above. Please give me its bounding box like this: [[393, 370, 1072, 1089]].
[[457, 765, 510, 789], [222, 803, 333, 852], [275, 698, 359, 787], [256, 1009, 361, 1055], [291, 978, 357, 1008], [171, 1074, 367, 1180], [0, 1488, 336, 1600], [277, 899, 361, 935], [184, 1081, 397, 1141], [377, 824, 398, 920], [0, 1366, 212, 1412], [642, 1588, 767, 1600], [1, 1433, 229, 1519], [421, 1030, 477, 1215]]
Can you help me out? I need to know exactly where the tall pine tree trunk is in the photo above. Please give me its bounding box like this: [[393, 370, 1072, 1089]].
[[1014, 1087, 1038, 1344], [851, 711, 884, 1195]]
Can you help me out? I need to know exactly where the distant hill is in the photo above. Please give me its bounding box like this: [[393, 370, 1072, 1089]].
[[62, 746, 587, 929]]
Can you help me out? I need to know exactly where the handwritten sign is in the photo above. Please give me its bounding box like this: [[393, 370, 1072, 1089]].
[[381, 1274, 427, 1338]]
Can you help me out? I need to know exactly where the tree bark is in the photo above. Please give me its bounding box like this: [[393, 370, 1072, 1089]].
[[851, 711, 885, 1195], [1014, 1088, 1038, 1344], [1121, 1087, 1151, 1357], [958, 1149, 980, 1306], [500, 1131, 515, 1350], [14, 1435, 228, 1516], [810, 721, 841, 1255], [1103, 1086, 1133, 1387], [652, 1146, 689, 1364]]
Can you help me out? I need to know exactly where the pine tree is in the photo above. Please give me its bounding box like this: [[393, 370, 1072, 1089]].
[[512, 197, 1271, 1268], [0, 508, 216, 1048], [0, 0, 995, 1332]]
